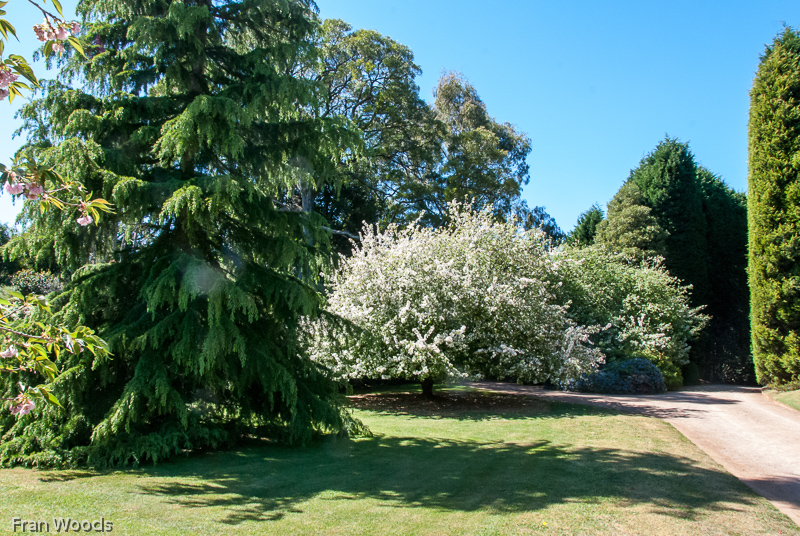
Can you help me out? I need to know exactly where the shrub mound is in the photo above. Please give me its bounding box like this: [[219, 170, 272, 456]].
[[567, 358, 667, 395]]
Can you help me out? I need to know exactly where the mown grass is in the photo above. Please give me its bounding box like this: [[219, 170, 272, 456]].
[[765, 387, 800, 412], [0, 386, 797, 535]]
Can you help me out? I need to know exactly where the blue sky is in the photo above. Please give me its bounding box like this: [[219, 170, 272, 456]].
[[2, 0, 798, 230]]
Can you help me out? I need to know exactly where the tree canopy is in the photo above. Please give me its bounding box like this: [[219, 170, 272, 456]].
[[595, 183, 668, 262]]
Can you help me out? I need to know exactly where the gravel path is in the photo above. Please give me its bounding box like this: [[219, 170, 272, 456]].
[[472, 382, 800, 526]]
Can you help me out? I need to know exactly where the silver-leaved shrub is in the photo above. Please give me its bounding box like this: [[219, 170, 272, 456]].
[[305, 204, 604, 389]]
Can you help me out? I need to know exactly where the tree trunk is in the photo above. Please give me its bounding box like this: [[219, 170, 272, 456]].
[[421, 377, 435, 399]]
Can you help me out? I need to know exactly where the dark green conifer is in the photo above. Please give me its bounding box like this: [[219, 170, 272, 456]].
[[568, 204, 604, 247], [627, 138, 710, 306], [1, 0, 361, 467], [748, 28, 800, 385]]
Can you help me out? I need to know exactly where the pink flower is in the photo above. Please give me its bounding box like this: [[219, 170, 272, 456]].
[[26, 184, 44, 195], [55, 25, 70, 40], [10, 398, 35, 416], [70, 22, 81, 35], [25, 184, 44, 200], [0, 88, 7, 101], [0, 346, 18, 358], [33, 22, 48, 41], [77, 214, 93, 226], [0, 66, 19, 89], [4, 181, 24, 195], [52, 42, 65, 54]]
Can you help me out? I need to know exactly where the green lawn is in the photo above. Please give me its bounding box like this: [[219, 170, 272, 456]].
[[0, 387, 796, 535], [765, 388, 800, 412]]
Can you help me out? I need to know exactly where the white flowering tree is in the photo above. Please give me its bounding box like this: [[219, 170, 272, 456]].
[[305, 204, 604, 397]]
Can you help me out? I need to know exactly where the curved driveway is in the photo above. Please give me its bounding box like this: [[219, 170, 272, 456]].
[[472, 382, 800, 526]]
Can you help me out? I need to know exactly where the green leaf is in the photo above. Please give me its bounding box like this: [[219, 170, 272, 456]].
[[68, 36, 86, 59], [38, 386, 62, 407], [1, 18, 15, 39], [50, 0, 64, 19]]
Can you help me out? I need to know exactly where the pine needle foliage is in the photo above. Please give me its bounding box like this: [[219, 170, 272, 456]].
[[1, 0, 363, 467], [748, 27, 800, 385]]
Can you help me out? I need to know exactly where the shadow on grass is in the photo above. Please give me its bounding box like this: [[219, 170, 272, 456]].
[[135, 430, 760, 526]]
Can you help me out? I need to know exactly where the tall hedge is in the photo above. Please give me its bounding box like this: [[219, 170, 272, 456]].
[[748, 28, 800, 385]]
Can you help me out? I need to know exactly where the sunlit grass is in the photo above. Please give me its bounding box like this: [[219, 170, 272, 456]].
[[0, 387, 796, 535], [766, 387, 800, 412]]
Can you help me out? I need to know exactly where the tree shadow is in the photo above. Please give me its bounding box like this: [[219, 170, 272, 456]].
[[136, 431, 762, 526], [345, 390, 572, 420], [38, 470, 107, 483]]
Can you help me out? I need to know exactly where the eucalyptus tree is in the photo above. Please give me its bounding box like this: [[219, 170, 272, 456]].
[[301, 19, 441, 250], [410, 71, 533, 227]]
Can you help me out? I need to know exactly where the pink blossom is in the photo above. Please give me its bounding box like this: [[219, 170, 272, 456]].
[[70, 22, 81, 35], [55, 25, 70, 40], [51, 42, 65, 54], [0, 346, 18, 358], [0, 66, 19, 89], [26, 184, 44, 195], [33, 23, 48, 41], [10, 398, 35, 416], [0, 88, 7, 101], [4, 181, 24, 195], [25, 184, 44, 200], [77, 214, 93, 226]]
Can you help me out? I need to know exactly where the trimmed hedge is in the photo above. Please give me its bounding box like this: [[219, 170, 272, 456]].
[[748, 27, 800, 385]]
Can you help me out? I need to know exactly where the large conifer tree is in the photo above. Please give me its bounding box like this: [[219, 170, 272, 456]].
[[748, 28, 800, 385], [1, 0, 360, 467], [604, 139, 751, 382], [627, 138, 710, 306]]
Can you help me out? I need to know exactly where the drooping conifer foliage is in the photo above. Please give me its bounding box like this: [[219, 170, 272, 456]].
[[748, 28, 800, 385], [1, 0, 362, 467]]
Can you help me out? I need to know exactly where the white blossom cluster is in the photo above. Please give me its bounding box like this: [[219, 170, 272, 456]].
[[555, 245, 708, 386], [305, 204, 604, 385]]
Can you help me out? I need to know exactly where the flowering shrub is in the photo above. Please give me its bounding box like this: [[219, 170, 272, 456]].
[[305, 204, 604, 393], [564, 358, 666, 395], [10, 269, 62, 295], [555, 245, 708, 389]]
